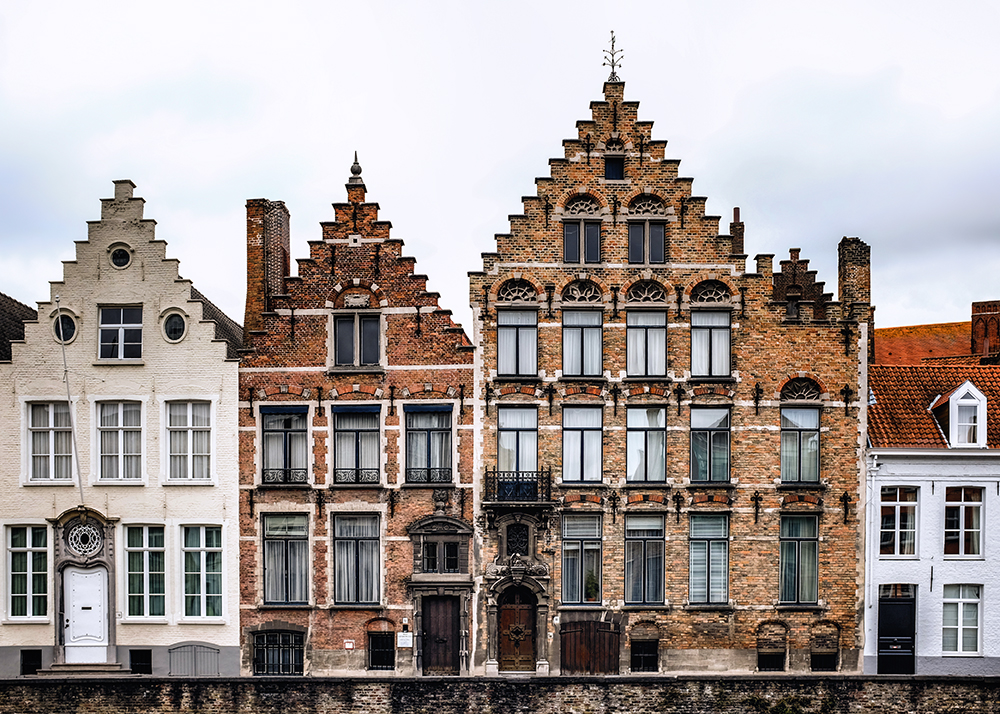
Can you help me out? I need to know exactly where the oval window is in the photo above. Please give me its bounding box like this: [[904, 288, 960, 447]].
[[55, 315, 76, 342], [164, 313, 186, 341], [111, 248, 131, 268]]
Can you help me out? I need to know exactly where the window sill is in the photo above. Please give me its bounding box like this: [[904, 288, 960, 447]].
[[776, 482, 827, 491], [120, 618, 169, 625], [94, 479, 145, 486], [258, 604, 313, 610], [327, 604, 382, 610], [93, 359, 145, 366], [622, 376, 670, 382], [684, 603, 734, 611], [493, 376, 542, 383], [256, 482, 313, 490], [621, 604, 670, 611], [942, 556, 985, 561], [557, 604, 606, 611], [401, 482, 455, 489], [410, 573, 472, 585], [942, 652, 983, 657], [178, 618, 227, 625], [623, 481, 671, 488], [688, 376, 736, 383], [2, 618, 49, 625], [557, 481, 606, 487], [560, 375, 607, 382], [163, 479, 215, 487], [25, 480, 76, 486], [686, 481, 734, 488], [327, 366, 384, 375], [328, 483, 384, 489], [775, 604, 824, 612]]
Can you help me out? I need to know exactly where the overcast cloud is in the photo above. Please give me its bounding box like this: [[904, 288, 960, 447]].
[[1, 0, 998, 332]]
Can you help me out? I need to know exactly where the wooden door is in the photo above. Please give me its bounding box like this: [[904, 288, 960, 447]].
[[498, 586, 536, 671], [423, 596, 460, 675], [560, 619, 620, 674]]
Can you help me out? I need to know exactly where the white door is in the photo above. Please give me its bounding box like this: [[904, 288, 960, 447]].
[[64, 567, 109, 663]]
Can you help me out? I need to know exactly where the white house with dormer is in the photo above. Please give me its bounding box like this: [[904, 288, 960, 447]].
[[865, 365, 1000, 675]]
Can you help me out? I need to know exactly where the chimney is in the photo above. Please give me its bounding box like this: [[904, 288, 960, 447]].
[[837, 236, 870, 305], [729, 206, 745, 256], [244, 199, 290, 333]]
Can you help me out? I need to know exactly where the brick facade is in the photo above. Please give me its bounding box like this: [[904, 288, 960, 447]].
[[469, 81, 872, 674], [239, 159, 475, 676]]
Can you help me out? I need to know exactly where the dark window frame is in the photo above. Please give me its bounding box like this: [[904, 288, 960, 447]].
[[562, 406, 603, 483], [690, 407, 731, 483], [690, 310, 731, 378], [253, 631, 304, 675], [630, 639, 658, 673], [779, 515, 819, 605], [563, 220, 601, 264], [333, 312, 381, 368], [263, 514, 309, 605], [368, 632, 395, 670], [626, 311, 667, 377], [99, 306, 143, 359], [626, 406, 666, 483], [332, 407, 380, 485], [261, 406, 309, 485], [404, 406, 453, 484], [624, 514, 665, 605], [562, 309, 604, 377], [561, 514, 602, 604], [497, 310, 538, 378], [627, 221, 666, 264]]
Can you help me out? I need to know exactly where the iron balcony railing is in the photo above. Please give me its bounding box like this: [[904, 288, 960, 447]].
[[405, 468, 453, 484], [484, 468, 551, 503], [262, 468, 308, 485], [333, 468, 381, 485]]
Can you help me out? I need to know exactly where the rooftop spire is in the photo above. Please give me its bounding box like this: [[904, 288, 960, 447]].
[[348, 151, 364, 185], [603, 30, 623, 82]]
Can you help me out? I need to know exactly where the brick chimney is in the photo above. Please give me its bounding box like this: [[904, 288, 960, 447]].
[[244, 199, 290, 333], [837, 236, 870, 305], [730, 206, 745, 256], [972, 300, 1000, 356]]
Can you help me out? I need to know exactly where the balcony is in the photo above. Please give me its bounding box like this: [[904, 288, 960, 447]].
[[405, 468, 453, 484], [333, 468, 381, 485], [261, 468, 308, 485], [484, 469, 552, 504]]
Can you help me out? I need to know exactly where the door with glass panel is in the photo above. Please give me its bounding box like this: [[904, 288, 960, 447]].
[[877, 584, 915, 674]]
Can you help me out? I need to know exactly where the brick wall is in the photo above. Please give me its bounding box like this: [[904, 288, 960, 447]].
[[2, 677, 999, 714]]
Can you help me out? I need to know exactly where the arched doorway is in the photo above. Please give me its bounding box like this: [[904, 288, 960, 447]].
[[498, 586, 536, 671]]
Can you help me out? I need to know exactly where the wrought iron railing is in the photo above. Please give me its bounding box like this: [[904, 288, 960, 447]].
[[484, 469, 551, 503], [262, 468, 308, 485], [405, 468, 453, 484], [333, 468, 380, 485]]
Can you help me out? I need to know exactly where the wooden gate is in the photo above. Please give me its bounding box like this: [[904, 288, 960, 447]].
[[422, 596, 460, 675], [560, 619, 620, 674], [498, 586, 536, 671]]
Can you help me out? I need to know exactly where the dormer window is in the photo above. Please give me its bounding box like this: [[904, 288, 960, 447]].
[[931, 381, 987, 448]]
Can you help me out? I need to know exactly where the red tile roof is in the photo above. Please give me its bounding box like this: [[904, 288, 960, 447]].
[[874, 322, 971, 365], [869, 365, 1000, 448]]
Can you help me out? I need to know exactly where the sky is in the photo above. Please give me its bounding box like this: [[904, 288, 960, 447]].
[[1, 0, 999, 334]]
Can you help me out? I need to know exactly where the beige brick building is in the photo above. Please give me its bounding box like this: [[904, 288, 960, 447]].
[[238, 159, 476, 676], [469, 80, 872, 674], [0, 180, 242, 676]]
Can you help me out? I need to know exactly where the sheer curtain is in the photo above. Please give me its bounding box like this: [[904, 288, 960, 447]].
[[498, 311, 536, 376], [498, 409, 537, 471], [335, 516, 379, 603], [563, 408, 601, 481]]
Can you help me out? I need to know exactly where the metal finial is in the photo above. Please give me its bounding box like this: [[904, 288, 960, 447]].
[[603, 31, 623, 82], [349, 151, 364, 184]]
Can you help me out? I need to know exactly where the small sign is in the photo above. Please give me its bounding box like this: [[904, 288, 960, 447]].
[[397, 631, 414, 648], [344, 639, 355, 650]]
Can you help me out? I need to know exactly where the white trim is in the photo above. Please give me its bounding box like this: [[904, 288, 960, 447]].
[[18, 395, 83, 486], [91, 396, 150, 486], [157, 394, 220, 486]]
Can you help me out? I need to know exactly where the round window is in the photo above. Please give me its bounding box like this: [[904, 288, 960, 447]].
[[110, 248, 131, 268], [164, 313, 186, 341], [55, 315, 76, 342]]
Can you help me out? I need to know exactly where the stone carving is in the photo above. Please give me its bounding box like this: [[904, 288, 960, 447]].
[[562, 281, 602, 303], [691, 280, 730, 304], [67, 522, 103, 557], [497, 279, 536, 303], [565, 196, 601, 216], [343, 293, 371, 308], [627, 281, 667, 304], [485, 552, 549, 582], [629, 196, 667, 216], [781, 378, 822, 401]]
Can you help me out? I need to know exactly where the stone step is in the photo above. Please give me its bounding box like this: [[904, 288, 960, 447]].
[[35, 662, 136, 677]]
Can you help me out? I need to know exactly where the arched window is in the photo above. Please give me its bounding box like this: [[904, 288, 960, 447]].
[[690, 281, 732, 379], [628, 196, 666, 264], [780, 378, 822, 483]]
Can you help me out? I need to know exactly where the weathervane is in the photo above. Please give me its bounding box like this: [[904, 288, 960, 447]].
[[603, 31, 623, 82]]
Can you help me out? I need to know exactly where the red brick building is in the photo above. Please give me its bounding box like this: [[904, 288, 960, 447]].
[[469, 80, 872, 674], [239, 158, 475, 676]]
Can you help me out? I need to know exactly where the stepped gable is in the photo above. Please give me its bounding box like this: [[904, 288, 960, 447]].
[[869, 364, 1000, 448], [244, 158, 471, 362], [0, 291, 36, 362], [772, 248, 835, 319]]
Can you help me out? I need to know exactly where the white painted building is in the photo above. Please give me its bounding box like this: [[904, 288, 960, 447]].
[[865, 364, 1000, 675], [0, 180, 242, 676]]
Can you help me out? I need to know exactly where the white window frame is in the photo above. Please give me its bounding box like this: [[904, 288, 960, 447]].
[[879, 486, 918, 557], [263, 514, 310, 606], [98, 305, 143, 359], [27, 401, 74, 482], [942, 584, 981, 655], [332, 514, 381, 605], [497, 310, 538, 378], [6, 525, 49, 621], [944, 486, 983, 558], [950, 382, 987, 448], [562, 514, 602, 605], [331, 312, 382, 369], [180, 525, 223, 620], [123, 524, 166, 620], [94, 399, 145, 483], [779, 515, 819, 604], [404, 406, 453, 484], [162, 398, 215, 482], [689, 514, 729, 605]]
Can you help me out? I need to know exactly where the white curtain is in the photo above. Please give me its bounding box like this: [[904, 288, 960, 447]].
[[335, 516, 379, 603], [498, 409, 536, 471], [563, 408, 601, 481], [498, 312, 536, 375], [562, 542, 580, 602], [563, 312, 601, 375]]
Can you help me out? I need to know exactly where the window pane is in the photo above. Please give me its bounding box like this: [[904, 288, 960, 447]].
[[563, 515, 601, 538], [564, 408, 601, 428], [563, 223, 579, 263], [360, 317, 380, 365], [584, 223, 600, 263], [628, 223, 644, 263], [691, 515, 727, 538], [335, 317, 354, 365], [562, 542, 580, 602], [649, 223, 665, 263]]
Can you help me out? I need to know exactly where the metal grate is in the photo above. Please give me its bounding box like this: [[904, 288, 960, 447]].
[[262, 468, 308, 484], [368, 633, 395, 671], [253, 632, 304, 675], [334, 468, 380, 484]]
